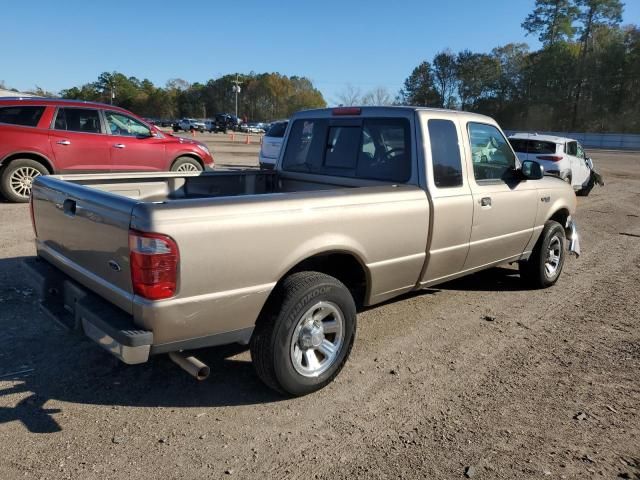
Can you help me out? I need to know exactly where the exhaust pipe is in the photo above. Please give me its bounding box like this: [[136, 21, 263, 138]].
[[169, 352, 210, 381]]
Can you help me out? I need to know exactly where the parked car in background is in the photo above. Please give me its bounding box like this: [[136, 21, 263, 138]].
[[247, 123, 265, 134], [0, 98, 214, 202], [173, 118, 206, 133], [508, 133, 602, 196], [259, 120, 288, 169], [212, 113, 235, 133], [27, 106, 580, 395]]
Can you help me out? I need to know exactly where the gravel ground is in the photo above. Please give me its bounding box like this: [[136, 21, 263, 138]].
[[0, 147, 638, 479]]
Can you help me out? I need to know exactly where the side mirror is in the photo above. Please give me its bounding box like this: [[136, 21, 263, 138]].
[[521, 160, 544, 180]]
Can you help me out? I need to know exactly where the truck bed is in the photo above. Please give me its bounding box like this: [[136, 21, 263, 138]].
[[50, 170, 368, 202], [31, 169, 429, 349]]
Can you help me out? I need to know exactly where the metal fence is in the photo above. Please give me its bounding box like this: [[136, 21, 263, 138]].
[[504, 130, 640, 151]]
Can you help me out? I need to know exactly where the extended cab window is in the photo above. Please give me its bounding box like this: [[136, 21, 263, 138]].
[[282, 118, 411, 182], [428, 119, 462, 188], [54, 108, 101, 133], [0, 106, 45, 127], [105, 111, 150, 137], [467, 122, 516, 182]]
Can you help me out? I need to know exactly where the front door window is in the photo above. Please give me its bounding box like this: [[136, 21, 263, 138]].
[[105, 111, 151, 137]]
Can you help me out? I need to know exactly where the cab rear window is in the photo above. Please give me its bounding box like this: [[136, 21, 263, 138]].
[[282, 118, 411, 182], [0, 106, 45, 127]]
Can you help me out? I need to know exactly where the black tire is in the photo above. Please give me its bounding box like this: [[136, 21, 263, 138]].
[[170, 156, 203, 173], [0, 159, 48, 203], [250, 271, 357, 396], [519, 220, 566, 288]]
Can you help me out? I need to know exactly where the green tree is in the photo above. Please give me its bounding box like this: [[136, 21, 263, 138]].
[[432, 50, 458, 108], [571, 0, 624, 128], [456, 51, 500, 111], [522, 0, 579, 46], [397, 61, 441, 107]]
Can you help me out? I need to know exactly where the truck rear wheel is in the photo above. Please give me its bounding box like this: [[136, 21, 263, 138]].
[[250, 271, 357, 396], [0, 159, 48, 203], [519, 220, 566, 288]]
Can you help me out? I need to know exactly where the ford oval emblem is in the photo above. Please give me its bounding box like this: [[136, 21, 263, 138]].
[[108, 260, 122, 272]]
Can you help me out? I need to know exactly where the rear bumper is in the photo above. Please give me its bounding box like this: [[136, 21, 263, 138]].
[[23, 257, 153, 364]]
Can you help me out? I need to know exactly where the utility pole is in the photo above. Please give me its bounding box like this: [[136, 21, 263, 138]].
[[231, 74, 242, 119]]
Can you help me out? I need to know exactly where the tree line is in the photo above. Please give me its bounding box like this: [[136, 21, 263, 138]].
[[58, 72, 326, 121], [395, 0, 639, 133]]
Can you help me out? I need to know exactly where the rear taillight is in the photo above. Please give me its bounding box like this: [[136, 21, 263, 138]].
[[332, 107, 361, 116], [29, 196, 37, 237], [537, 155, 563, 162], [129, 230, 179, 300]]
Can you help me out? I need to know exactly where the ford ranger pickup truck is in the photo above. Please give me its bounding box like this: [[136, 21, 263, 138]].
[[26, 106, 580, 396]]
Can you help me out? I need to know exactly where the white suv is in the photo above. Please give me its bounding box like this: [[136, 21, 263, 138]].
[[259, 120, 288, 169], [508, 133, 599, 196]]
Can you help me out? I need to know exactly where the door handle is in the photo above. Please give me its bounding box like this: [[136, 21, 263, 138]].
[[480, 197, 492, 207], [56, 140, 71, 146], [113, 143, 126, 149]]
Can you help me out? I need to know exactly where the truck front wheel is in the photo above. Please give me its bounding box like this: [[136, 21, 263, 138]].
[[519, 220, 566, 288], [250, 271, 357, 396]]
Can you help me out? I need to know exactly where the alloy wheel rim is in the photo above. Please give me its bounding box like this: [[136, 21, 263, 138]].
[[10, 167, 41, 198], [545, 235, 562, 277], [290, 301, 344, 378], [176, 163, 201, 173]]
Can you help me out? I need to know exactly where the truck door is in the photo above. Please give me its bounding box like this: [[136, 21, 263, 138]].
[[462, 122, 538, 270], [419, 114, 474, 286]]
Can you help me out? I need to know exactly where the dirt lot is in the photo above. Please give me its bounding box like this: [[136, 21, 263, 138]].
[[0, 147, 638, 479]]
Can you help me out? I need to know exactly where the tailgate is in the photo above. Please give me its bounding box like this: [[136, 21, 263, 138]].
[[31, 176, 136, 313]]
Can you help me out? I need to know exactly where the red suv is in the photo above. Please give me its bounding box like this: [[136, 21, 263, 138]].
[[0, 98, 214, 202]]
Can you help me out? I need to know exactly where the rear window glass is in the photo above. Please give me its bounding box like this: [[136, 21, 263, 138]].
[[0, 106, 45, 127], [509, 138, 556, 155], [428, 119, 462, 188], [282, 117, 411, 183], [266, 122, 288, 138], [54, 108, 101, 133]]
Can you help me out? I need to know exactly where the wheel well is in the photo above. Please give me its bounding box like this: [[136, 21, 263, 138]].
[[283, 252, 369, 308], [171, 154, 204, 170], [0, 153, 54, 173], [549, 208, 570, 228]]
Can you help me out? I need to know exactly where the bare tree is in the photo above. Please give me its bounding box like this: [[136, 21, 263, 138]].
[[361, 87, 393, 106], [335, 84, 362, 106]]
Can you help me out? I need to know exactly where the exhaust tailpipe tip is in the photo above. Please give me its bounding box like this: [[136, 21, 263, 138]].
[[169, 352, 210, 381]]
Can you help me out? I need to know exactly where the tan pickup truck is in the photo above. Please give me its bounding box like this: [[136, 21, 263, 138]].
[[26, 106, 580, 396]]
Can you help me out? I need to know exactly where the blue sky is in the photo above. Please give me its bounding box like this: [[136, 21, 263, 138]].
[[3, 0, 639, 103]]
